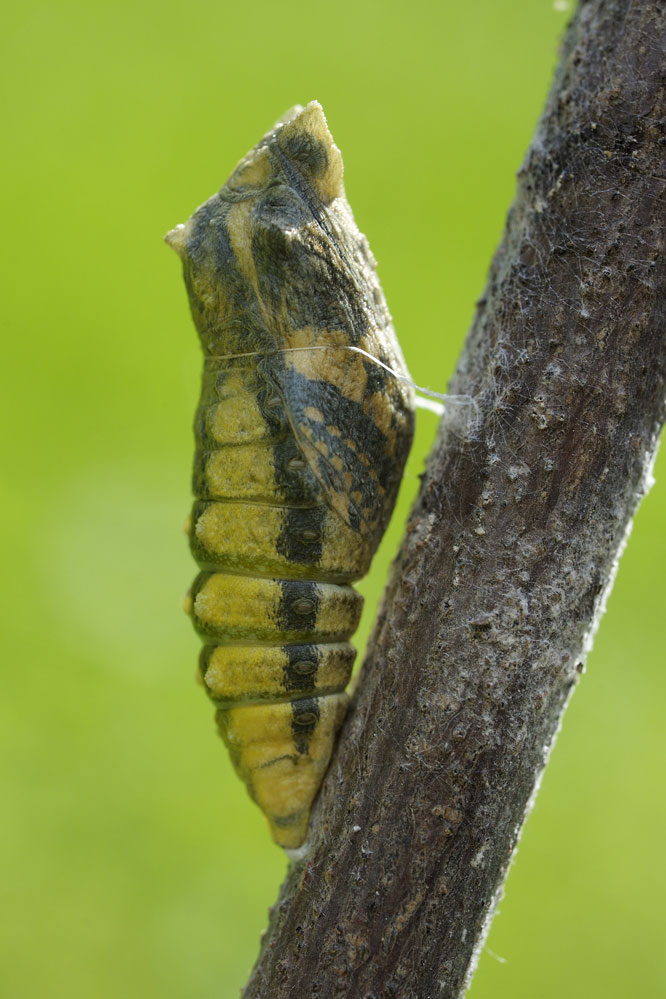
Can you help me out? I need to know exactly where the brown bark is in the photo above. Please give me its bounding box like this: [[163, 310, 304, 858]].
[[243, 2, 666, 996]]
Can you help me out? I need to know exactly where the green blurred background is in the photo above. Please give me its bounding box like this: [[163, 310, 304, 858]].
[[2, 0, 664, 996]]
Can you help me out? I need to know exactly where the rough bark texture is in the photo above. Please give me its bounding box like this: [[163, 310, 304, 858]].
[[243, 2, 666, 996]]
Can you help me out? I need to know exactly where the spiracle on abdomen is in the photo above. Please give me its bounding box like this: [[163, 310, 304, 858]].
[[167, 102, 414, 848]]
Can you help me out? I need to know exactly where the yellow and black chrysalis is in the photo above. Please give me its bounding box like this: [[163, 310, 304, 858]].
[[166, 102, 414, 848]]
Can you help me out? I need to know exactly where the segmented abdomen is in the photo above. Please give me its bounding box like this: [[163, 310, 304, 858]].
[[185, 356, 369, 848]]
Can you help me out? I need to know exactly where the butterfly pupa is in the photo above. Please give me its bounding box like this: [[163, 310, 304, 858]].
[[166, 101, 414, 848]]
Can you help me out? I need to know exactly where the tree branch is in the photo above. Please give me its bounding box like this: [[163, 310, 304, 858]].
[[243, 2, 666, 995]]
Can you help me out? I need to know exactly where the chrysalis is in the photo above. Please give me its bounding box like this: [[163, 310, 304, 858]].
[[166, 102, 414, 848]]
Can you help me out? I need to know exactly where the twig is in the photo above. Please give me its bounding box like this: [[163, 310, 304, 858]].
[[243, 2, 666, 995]]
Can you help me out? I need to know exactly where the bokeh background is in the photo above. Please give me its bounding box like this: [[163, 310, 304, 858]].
[[2, 0, 664, 996]]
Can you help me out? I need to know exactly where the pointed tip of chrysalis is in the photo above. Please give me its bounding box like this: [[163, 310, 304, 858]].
[[164, 220, 192, 259], [276, 99, 344, 203], [222, 101, 344, 203]]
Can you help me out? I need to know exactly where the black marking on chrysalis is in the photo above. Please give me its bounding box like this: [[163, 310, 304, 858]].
[[282, 644, 320, 693], [291, 696, 321, 754], [277, 580, 319, 634], [272, 438, 322, 505], [276, 507, 326, 565]]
